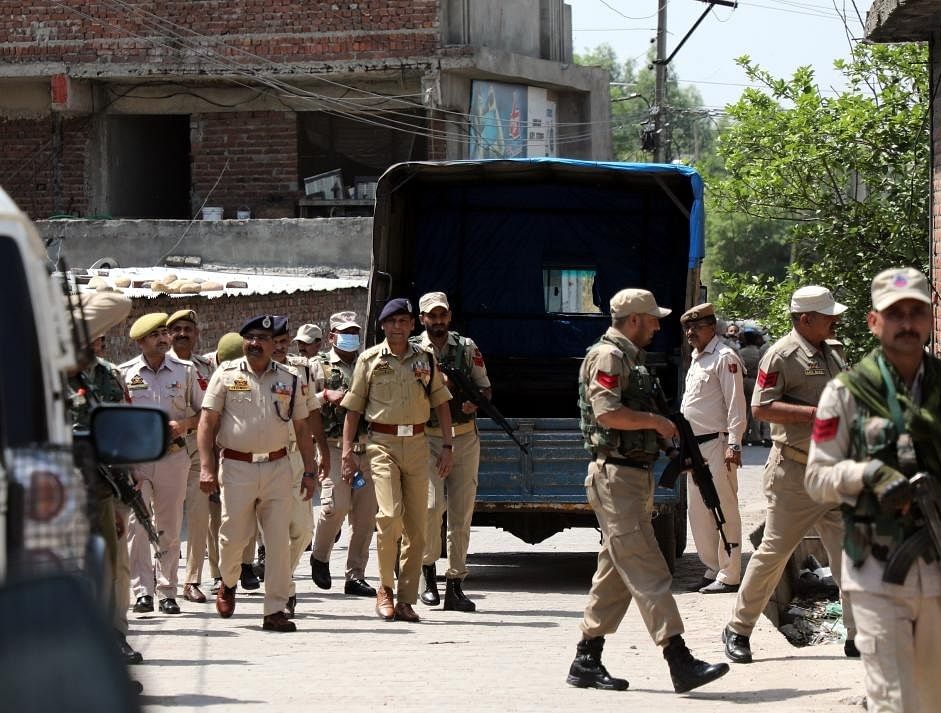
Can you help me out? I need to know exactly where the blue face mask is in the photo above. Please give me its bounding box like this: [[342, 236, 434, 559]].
[[335, 333, 361, 352]]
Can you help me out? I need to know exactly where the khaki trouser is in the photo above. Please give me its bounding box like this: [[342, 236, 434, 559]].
[[206, 498, 222, 579], [369, 431, 431, 605], [312, 443, 377, 580], [183, 444, 216, 585], [94, 492, 127, 633], [689, 438, 742, 585], [423, 427, 480, 579], [729, 446, 856, 637], [580, 460, 685, 645], [218, 456, 293, 616], [114, 502, 131, 632], [851, 590, 941, 713], [287, 449, 314, 597], [127, 448, 190, 600]]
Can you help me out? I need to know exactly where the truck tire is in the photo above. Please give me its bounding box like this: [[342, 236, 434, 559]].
[[652, 510, 677, 574]]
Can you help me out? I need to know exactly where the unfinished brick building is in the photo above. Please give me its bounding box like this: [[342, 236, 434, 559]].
[[0, 1, 611, 223]]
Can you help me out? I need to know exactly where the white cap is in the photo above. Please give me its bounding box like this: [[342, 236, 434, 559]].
[[789, 286, 847, 316], [293, 323, 323, 343], [871, 267, 932, 311], [419, 291, 450, 313], [610, 288, 671, 319]]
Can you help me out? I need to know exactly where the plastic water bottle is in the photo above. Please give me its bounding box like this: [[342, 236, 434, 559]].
[[351, 471, 366, 490]]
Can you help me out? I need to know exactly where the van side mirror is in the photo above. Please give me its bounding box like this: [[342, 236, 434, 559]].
[[90, 405, 170, 465]]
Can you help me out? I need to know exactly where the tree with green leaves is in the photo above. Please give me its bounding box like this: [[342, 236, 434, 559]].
[[711, 42, 929, 361]]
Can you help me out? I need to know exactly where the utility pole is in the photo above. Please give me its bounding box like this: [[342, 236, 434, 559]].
[[654, 0, 668, 163]]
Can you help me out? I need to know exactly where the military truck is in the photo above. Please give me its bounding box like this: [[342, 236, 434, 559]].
[[367, 159, 704, 571]]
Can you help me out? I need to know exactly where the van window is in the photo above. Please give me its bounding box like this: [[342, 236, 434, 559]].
[[543, 268, 600, 314]]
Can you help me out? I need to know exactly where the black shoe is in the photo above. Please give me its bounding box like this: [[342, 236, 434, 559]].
[[844, 639, 860, 658], [117, 632, 143, 665], [344, 578, 377, 597], [159, 598, 181, 614], [443, 578, 476, 612], [420, 564, 440, 606], [565, 637, 629, 691], [722, 625, 753, 663], [664, 635, 730, 693], [132, 595, 154, 613], [240, 563, 261, 591], [310, 555, 331, 589], [285, 595, 296, 618]]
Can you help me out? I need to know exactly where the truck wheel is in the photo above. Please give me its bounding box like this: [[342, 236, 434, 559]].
[[652, 510, 677, 574]]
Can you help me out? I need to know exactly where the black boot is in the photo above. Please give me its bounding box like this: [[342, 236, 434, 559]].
[[443, 578, 476, 612], [420, 564, 440, 606], [565, 637, 628, 691], [663, 635, 730, 694]]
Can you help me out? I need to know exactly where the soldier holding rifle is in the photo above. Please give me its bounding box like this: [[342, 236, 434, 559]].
[[807, 268, 941, 713]]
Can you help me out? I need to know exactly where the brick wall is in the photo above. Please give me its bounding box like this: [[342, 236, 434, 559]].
[[0, 116, 88, 220], [0, 1, 441, 66], [191, 111, 299, 218], [101, 286, 367, 364]]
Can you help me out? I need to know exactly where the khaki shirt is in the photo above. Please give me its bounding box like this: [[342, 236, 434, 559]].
[[283, 355, 323, 446], [806, 371, 941, 597], [341, 340, 451, 425], [202, 357, 310, 453], [752, 329, 844, 451], [681, 335, 747, 445], [581, 327, 642, 419], [120, 353, 203, 421]]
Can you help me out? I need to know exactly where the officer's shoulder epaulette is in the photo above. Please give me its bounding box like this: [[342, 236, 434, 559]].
[[773, 339, 801, 358], [117, 356, 139, 370], [273, 360, 298, 376], [286, 354, 308, 368], [220, 360, 240, 371], [191, 353, 213, 368], [166, 353, 193, 367]]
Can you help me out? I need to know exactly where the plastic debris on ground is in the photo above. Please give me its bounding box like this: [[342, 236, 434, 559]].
[[778, 555, 846, 647]]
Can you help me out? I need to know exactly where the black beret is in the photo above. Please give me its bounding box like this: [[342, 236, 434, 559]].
[[239, 314, 276, 336], [272, 315, 289, 337], [378, 298, 413, 324]]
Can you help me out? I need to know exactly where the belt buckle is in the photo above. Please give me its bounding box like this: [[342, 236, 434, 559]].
[[396, 425, 413, 437], [251, 452, 270, 463]]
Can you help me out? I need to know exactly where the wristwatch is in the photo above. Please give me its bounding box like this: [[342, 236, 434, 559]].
[[302, 471, 316, 479], [728, 444, 742, 453]]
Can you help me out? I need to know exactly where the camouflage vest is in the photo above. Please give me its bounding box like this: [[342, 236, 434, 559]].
[[839, 350, 941, 565], [317, 352, 362, 439], [68, 358, 126, 430], [411, 332, 475, 428], [578, 335, 660, 458]]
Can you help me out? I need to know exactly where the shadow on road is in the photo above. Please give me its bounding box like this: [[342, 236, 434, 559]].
[[140, 694, 263, 706]]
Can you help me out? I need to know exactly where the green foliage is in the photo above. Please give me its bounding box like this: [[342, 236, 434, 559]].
[[711, 43, 929, 362]]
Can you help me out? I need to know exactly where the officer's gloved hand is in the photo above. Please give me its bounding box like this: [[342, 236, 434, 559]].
[[863, 462, 912, 512]]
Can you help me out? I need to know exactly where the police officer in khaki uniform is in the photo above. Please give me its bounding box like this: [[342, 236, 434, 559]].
[[275, 317, 330, 616], [198, 314, 318, 633], [807, 268, 941, 713], [309, 311, 377, 598], [340, 298, 453, 623], [723, 285, 857, 662], [568, 288, 729, 694], [413, 292, 490, 612], [120, 312, 203, 615], [166, 309, 216, 604], [679, 303, 747, 593], [293, 323, 323, 358]]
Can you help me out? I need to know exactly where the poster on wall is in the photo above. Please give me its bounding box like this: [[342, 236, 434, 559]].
[[468, 80, 527, 159], [469, 80, 558, 159]]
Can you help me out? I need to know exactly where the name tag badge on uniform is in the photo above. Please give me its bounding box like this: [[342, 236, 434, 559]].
[[127, 375, 148, 390], [228, 376, 251, 392], [804, 364, 826, 376], [272, 382, 292, 396], [166, 381, 182, 391]]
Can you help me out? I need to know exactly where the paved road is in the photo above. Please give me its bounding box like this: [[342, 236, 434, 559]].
[[134, 446, 865, 712]]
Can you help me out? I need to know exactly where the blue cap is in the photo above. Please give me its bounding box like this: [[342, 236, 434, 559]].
[[378, 298, 413, 324], [271, 315, 289, 337], [239, 314, 276, 336]]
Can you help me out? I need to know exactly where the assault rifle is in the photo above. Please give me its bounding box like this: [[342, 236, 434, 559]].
[[654, 384, 737, 556], [438, 364, 529, 455], [883, 473, 941, 584]]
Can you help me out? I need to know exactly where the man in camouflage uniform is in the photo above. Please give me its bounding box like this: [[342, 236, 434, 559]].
[[309, 311, 377, 598], [568, 288, 729, 694], [807, 268, 941, 713], [413, 292, 490, 612]]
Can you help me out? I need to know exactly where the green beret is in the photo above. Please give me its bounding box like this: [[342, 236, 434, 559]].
[[167, 309, 198, 328], [129, 312, 168, 341], [215, 332, 244, 363]]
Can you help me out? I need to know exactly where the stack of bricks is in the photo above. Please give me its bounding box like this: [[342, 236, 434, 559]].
[[103, 286, 367, 364]]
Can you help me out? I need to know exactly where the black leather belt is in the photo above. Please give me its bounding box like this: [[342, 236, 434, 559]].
[[694, 432, 727, 445], [604, 456, 653, 470]]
